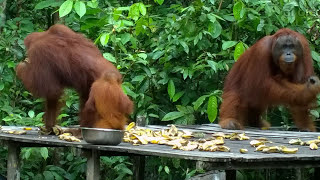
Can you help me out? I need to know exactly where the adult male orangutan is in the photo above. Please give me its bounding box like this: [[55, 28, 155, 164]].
[[219, 28, 320, 132]]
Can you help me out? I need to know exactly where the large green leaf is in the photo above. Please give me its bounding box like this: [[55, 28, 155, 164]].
[[194, 95, 209, 110], [35, 0, 62, 10], [103, 53, 116, 63], [207, 60, 218, 72], [234, 42, 245, 61], [138, 3, 147, 16], [28, 110, 35, 118], [40, 147, 49, 160], [167, 80, 175, 100], [312, 51, 320, 62], [207, 96, 218, 123], [43, 171, 54, 180], [100, 33, 110, 46], [208, 21, 222, 38], [120, 33, 131, 45], [180, 41, 189, 54], [155, 0, 164, 5], [128, 3, 140, 21], [173, 91, 185, 102], [233, 1, 244, 20], [162, 112, 184, 121], [74, 1, 86, 18], [59, 0, 73, 17], [222, 41, 238, 50]]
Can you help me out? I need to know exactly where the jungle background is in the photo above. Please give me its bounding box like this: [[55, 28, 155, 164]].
[[1, 0, 320, 179]]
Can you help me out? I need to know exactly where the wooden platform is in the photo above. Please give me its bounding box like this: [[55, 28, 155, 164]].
[[1, 124, 320, 179]]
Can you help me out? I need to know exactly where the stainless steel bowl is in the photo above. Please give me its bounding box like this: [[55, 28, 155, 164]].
[[81, 127, 124, 145]]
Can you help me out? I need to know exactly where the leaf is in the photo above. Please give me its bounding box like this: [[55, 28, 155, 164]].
[[59, 0, 73, 17], [100, 33, 110, 46], [51, 172, 64, 180], [28, 110, 35, 118], [164, 166, 170, 174], [207, 96, 218, 123], [234, 42, 245, 61], [57, 114, 69, 120], [312, 51, 320, 62], [43, 171, 54, 180], [162, 112, 184, 121], [208, 21, 222, 38], [87, 0, 98, 8], [132, 75, 145, 82], [120, 33, 131, 45], [167, 80, 175, 100], [233, 1, 243, 20], [183, 69, 188, 80], [138, 3, 147, 16], [40, 147, 49, 160], [138, 53, 147, 60], [74, 1, 86, 18], [128, 3, 140, 21], [24, 149, 32, 159], [158, 166, 163, 173], [180, 41, 189, 54], [156, 0, 164, 5], [36, 112, 45, 119], [113, 9, 122, 20], [207, 60, 218, 72], [207, 14, 216, 23], [222, 41, 238, 50], [194, 95, 209, 110], [172, 91, 185, 102], [103, 53, 116, 63], [210, 0, 215, 5], [152, 51, 164, 60], [310, 110, 319, 118], [35, 0, 62, 10]]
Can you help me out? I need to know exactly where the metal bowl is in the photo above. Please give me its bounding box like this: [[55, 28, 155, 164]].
[[81, 127, 124, 145]]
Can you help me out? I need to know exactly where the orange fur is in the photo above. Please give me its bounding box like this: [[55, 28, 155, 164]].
[[16, 24, 131, 131], [81, 71, 133, 130], [219, 28, 320, 131]]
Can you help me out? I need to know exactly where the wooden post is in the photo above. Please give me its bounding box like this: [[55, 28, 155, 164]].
[[132, 156, 145, 180], [132, 116, 146, 180], [195, 161, 226, 180], [314, 168, 320, 180], [85, 149, 100, 180], [226, 170, 236, 180], [7, 141, 20, 180], [295, 168, 302, 180], [265, 169, 271, 180]]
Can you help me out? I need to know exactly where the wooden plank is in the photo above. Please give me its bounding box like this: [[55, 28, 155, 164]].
[[1, 124, 320, 170], [198, 160, 320, 170], [7, 141, 20, 180], [84, 149, 100, 180], [1, 133, 320, 163]]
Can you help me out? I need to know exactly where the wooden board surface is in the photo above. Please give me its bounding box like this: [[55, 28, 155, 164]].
[[1, 124, 320, 166]]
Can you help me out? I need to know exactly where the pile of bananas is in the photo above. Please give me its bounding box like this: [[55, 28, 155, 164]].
[[123, 123, 250, 152], [58, 133, 81, 142], [289, 137, 320, 150], [250, 139, 298, 154]]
